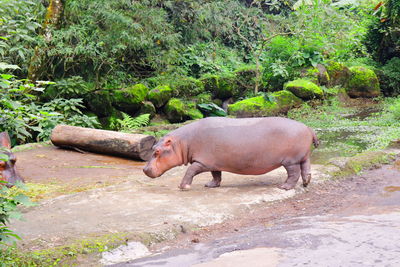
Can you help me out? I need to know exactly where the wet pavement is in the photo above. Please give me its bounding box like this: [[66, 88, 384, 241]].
[[112, 165, 400, 267]]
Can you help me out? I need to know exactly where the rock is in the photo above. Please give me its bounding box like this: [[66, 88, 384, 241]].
[[85, 90, 114, 117], [301, 64, 330, 86], [200, 73, 239, 99], [113, 84, 149, 113], [139, 101, 156, 118], [195, 93, 213, 104], [147, 85, 174, 108], [100, 242, 150, 265], [164, 98, 203, 123], [346, 66, 381, 98], [227, 90, 301, 117], [284, 79, 324, 100], [325, 60, 350, 87], [175, 77, 204, 97]]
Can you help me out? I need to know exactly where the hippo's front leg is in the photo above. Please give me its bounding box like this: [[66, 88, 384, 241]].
[[179, 162, 208, 190]]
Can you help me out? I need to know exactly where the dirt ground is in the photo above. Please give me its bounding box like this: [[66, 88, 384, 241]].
[[9, 144, 398, 266]]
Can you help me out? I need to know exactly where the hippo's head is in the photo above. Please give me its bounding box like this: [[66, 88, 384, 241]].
[[0, 132, 24, 187], [143, 136, 182, 178]]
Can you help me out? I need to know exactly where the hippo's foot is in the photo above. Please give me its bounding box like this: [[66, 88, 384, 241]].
[[178, 184, 191, 190], [278, 183, 296, 190], [302, 174, 311, 187], [205, 180, 221, 188]]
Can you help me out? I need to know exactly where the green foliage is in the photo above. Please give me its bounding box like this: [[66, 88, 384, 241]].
[[113, 113, 150, 131], [43, 76, 93, 99], [379, 57, 400, 96], [0, 180, 35, 246], [0, 67, 99, 144], [0, 0, 43, 74]]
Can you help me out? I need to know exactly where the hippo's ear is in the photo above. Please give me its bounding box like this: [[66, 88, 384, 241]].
[[0, 132, 11, 149], [163, 137, 173, 147]]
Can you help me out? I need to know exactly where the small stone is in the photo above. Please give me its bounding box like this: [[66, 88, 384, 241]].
[[191, 238, 200, 243]]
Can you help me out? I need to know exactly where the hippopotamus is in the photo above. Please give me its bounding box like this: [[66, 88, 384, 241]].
[[143, 117, 319, 190], [0, 132, 24, 187]]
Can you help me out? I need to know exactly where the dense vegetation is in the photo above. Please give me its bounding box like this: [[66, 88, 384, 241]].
[[0, 0, 399, 145]]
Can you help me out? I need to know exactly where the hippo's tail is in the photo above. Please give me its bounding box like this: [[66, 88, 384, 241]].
[[309, 128, 319, 148]]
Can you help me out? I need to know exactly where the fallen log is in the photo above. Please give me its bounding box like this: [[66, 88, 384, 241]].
[[50, 125, 156, 161]]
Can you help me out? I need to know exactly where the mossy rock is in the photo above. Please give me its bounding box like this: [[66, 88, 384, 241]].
[[139, 101, 156, 119], [200, 73, 239, 100], [195, 93, 213, 104], [346, 66, 381, 98], [333, 151, 395, 178], [228, 90, 302, 117], [164, 98, 203, 123], [85, 90, 114, 117], [147, 85, 174, 108], [284, 79, 323, 100], [301, 64, 330, 86], [272, 90, 303, 111], [325, 60, 350, 87], [112, 84, 149, 113], [228, 96, 277, 117], [175, 77, 205, 97]]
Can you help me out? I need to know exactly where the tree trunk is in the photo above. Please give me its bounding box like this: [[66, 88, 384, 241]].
[[28, 0, 65, 81], [50, 125, 156, 161]]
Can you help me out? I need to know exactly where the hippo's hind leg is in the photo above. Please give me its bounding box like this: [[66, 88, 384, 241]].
[[300, 157, 312, 187], [205, 171, 221, 188], [179, 162, 208, 190], [279, 164, 301, 190]]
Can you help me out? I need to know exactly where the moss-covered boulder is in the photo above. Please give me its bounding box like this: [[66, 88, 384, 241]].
[[147, 85, 174, 108], [200, 73, 238, 99], [139, 101, 156, 119], [346, 66, 381, 98], [195, 93, 213, 104], [284, 79, 323, 100], [164, 98, 203, 123], [175, 77, 205, 97], [272, 90, 303, 111], [301, 64, 330, 86], [227, 90, 301, 117], [85, 90, 114, 117], [112, 83, 149, 113], [325, 60, 350, 87]]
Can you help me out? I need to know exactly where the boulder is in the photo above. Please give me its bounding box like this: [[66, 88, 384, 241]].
[[164, 98, 203, 123], [284, 79, 323, 100], [325, 61, 350, 87], [300, 64, 330, 86], [346, 66, 380, 98], [227, 90, 302, 117], [113, 84, 149, 113], [147, 85, 174, 108], [200, 73, 238, 99], [139, 101, 156, 119]]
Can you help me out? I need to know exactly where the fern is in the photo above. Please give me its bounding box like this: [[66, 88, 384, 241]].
[[116, 113, 150, 131]]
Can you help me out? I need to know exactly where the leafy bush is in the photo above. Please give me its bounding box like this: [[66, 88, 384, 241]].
[[0, 180, 35, 246], [379, 57, 400, 96], [0, 66, 99, 144]]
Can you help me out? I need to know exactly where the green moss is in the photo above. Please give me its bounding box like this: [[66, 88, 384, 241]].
[[112, 84, 149, 113], [333, 151, 395, 178], [228, 96, 278, 117], [195, 93, 213, 104], [164, 98, 203, 123], [325, 60, 350, 87], [200, 73, 238, 99], [272, 90, 303, 111], [347, 66, 380, 98], [147, 85, 174, 108], [283, 79, 323, 100], [234, 65, 261, 93], [175, 77, 205, 97]]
